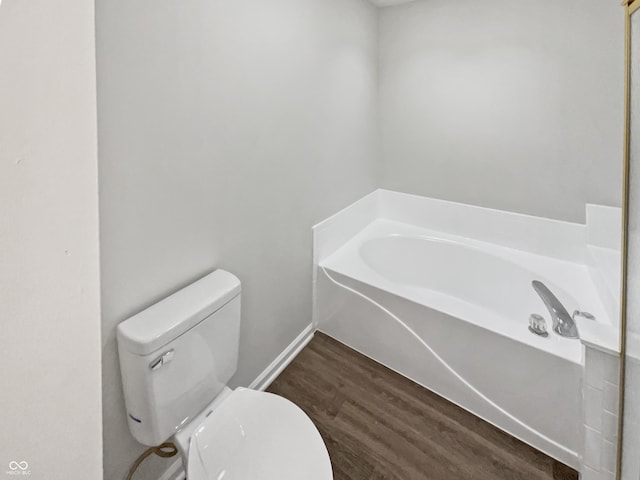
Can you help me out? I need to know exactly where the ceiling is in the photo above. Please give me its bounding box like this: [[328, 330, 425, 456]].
[[368, 0, 417, 7]]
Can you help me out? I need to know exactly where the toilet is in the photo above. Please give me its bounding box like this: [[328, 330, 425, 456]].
[[117, 270, 333, 480]]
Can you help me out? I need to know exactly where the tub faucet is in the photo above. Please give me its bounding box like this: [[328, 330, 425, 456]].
[[531, 280, 579, 339]]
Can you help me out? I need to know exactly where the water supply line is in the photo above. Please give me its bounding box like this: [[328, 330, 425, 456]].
[[125, 442, 178, 480]]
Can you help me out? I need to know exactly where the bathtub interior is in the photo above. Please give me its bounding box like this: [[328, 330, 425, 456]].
[[321, 218, 612, 365]]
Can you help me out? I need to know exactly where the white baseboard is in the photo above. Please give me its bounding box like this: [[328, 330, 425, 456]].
[[249, 323, 314, 391], [158, 458, 184, 480], [157, 323, 315, 480]]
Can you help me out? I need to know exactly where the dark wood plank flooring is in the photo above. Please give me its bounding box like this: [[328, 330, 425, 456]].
[[267, 332, 578, 480]]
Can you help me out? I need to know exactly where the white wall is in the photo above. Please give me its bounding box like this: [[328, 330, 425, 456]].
[[378, 0, 625, 222], [0, 0, 102, 479], [96, 0, 377, 478]]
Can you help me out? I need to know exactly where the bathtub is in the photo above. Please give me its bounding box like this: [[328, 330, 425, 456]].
[[315, 218, 612, 470]]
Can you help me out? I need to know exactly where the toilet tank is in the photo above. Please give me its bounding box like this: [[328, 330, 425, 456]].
[[117, 270, 241, 446]]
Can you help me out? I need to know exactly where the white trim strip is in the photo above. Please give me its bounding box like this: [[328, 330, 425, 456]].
[[157, 459, 184, 480], [249, 323, 315, 391]]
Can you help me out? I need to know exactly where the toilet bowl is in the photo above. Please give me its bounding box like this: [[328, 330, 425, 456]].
[[176, 388, 332, 480], [117, 270, 333, 480]]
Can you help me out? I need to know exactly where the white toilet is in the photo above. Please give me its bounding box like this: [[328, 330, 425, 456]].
[[117, 270, 333, 480]]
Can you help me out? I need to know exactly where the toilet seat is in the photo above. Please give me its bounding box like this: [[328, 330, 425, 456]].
[[187, 388, 333, 480]]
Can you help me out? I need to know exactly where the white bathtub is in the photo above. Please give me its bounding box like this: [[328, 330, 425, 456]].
[[316, 218, 612, 470]]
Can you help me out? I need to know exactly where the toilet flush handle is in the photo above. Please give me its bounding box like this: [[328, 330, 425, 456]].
[[149, 349, 175, 371]]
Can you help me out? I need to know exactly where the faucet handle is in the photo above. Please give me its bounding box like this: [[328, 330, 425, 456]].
[[528, 314, 549, 337]]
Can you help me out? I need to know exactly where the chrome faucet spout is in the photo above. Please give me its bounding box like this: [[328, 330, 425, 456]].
[[531, 280, 579, 339]]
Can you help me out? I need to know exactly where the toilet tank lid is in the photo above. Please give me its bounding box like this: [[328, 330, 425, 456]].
[[117, 270, 241, 356]]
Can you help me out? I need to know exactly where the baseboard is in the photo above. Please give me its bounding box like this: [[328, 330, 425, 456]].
[[158, 459, 185, 480], [157, 323, 315, 480], [249, 323, 315, 391]]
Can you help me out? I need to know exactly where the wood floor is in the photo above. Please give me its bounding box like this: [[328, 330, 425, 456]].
[[267, 332, 578, 480]]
